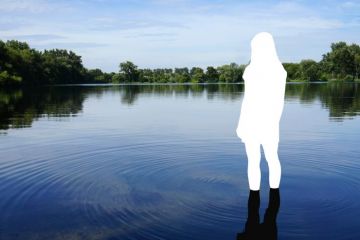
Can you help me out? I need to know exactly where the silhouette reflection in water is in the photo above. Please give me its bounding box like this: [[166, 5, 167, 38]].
[[237, 189, 280, 240]]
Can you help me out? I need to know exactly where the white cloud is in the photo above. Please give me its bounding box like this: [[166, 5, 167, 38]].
[[0, 0, 70, 13], [9, 34, 66, 41], [0, 0, 358, 71], [341, 1, 360, 8]]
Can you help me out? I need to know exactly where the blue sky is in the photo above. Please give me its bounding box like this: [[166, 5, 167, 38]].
[[0, 0, 359, 72]]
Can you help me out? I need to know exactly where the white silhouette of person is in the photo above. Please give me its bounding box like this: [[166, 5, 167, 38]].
[[237, 32, 287, 191]]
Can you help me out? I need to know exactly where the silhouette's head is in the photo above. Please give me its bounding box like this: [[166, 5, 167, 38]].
[[250, 32, 280, 65]]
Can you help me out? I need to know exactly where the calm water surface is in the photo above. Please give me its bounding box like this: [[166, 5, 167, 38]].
[[0, 83, 360, 240]]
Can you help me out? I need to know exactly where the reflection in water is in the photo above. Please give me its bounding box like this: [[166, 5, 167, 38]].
[[0, 87, 86, 131], [285, 82, 360, 120], [237, 189, 280, 240], [0, 83, 359, 132]]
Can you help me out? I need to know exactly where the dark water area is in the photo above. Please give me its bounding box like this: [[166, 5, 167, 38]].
[[0, 83, 360, 240]]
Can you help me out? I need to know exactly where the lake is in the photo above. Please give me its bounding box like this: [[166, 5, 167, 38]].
[[0, 83, 360, 240]]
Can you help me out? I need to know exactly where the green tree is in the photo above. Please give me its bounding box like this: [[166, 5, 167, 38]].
[[205, 66, 219, 83], [174, 68, 190, 83], [217, 63, 243, 83], [85, 68, 113, 83], [138, 68, 154, 83], [111, 73, 124, 83], [190, 67, 205, 83], [283, 63, 300, 81], [42, 49, 85, 84], [349, 43, 360, 80], [321, 42, 360, 80], [152, 68, 172, 83], [119, 61, 139, 82], [298, 60, 320, 81], [0, 40, 22, 85]]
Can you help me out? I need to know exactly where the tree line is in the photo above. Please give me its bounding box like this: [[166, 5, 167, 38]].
[[284, 42, 360, 81], [1, 39, 359, 86]]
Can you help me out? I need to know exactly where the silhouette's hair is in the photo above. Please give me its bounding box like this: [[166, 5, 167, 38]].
[[250, 32, 281, 65]]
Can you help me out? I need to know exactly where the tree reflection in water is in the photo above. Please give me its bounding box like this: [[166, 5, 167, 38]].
[[0, 83, 359, 132]]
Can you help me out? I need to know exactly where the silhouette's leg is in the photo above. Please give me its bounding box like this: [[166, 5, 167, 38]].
[[244, 141, 261, 191], [262, 141, 281, 189]]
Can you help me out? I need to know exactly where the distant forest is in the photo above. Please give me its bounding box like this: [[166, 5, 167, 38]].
[[0, 39, 359, 86]]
